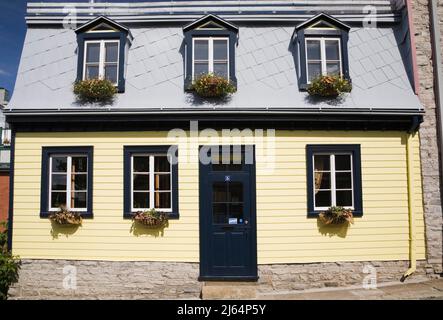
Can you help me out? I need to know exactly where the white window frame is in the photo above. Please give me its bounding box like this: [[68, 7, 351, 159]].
[[1, 128, 11, 146], [305, 37, 342, 83], [83, 39, 120, 85], [48, 154, 88, 212], [313, 153, 354, 211], [192, 37, 229, 80], [131, 154, 173, 212]]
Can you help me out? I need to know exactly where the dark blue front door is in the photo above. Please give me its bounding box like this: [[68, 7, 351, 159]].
[[199, 146, 258, 281]]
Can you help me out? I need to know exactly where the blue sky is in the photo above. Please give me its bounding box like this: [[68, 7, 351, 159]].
[[0, 0, 171, 96]]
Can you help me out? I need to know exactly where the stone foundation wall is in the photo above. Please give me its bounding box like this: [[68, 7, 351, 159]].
[[9, 259, 431, 299], [413, 0, 443, 275]]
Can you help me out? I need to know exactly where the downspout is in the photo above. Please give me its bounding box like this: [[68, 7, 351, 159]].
[[401, 0, 420, 282], [401, 131, 416, 281]]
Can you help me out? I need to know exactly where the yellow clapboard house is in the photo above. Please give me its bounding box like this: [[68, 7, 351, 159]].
[[4, 1, 429, 298]]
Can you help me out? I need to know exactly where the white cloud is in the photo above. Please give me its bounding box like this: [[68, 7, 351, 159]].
[[0, 69, 10, 76]]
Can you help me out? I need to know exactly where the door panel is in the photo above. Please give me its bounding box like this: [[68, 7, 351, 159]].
[[199, 146, 257, 280]]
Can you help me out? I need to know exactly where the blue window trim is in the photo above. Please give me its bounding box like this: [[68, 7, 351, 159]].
[[123, 145, 179, 220], [294, 14, 351, 90], [183, 15, 239, 90], [76, 32, 128, 93], [75, 16, 132, 94], [40, 146, 94, 218], [306, 144, 363, 217]]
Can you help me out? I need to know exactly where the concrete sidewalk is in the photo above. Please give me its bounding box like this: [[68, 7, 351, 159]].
[[258, 278, 443, 300]]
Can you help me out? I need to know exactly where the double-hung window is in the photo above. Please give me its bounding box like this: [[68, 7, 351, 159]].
[[313, 153, 353, 210], [83, 40, 119, 84], [306, 145, 362, 216], [193, 38, 229, 79], [41, 147, 93, 217], [305, 38, 342, 82], [50, 155, 88, 211], [131, 154, 172, 212], [124, 146, 179, 219]]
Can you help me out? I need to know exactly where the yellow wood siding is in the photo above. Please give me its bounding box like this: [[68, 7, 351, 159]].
[[11, 131, 426, 263]]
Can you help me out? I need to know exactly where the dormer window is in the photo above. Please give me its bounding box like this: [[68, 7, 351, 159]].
[[306, 38, 342, 82], [183, 14, 238, 90], [193, 38, 229, 79], [75, 16, 133, 93], [293, 13, 351, 90], [84, 40, 119, 84]]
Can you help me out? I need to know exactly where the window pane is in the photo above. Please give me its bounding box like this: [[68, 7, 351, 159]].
[[314, 155, 330, 171], [229, 182, 243, 202], [72, 174, 87, 191], [154, 156, 170, 172], [51, 174, 67, 191], [154, 174, 171, 191], [194, 40, 209, 60], [51, 192, 66, 208], [194, 62, 209, 77], [52, 157, 67, 173], [326, 62, 340, 76], [213, 40, 228, 60], [72, 157, 87, 173], [105, 42, 119, 62], [315, 190, 331, 208], [325, 40, 340, 60], [336, 172, 352, 189], [335, 155, 351, 171], [214, 62, 228, 78], [213, 203, 228, 224], [133, 156, 149, 172], [308, 62, 321, 81], [86, 65, 99, 79], [105, 65, 118, 83], [133, 192, 149, 209], [155, 192, 171, 209], [315, 172, 330, 190], [230, 203, 243, 220], [86, 43, 100, 63], [213, 182, 228, 202], [133, 174, 150, 191], [307, 40, 321, 60], [336, 190, 353, 207], [72, 192, 87, 209]]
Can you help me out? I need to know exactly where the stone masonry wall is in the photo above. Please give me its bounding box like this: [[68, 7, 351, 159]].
[[9, 260, 429, 299], [413, 0, 443, 274]]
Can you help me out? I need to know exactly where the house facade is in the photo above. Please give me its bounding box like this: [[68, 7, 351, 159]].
[[5, 1, 439, 299]]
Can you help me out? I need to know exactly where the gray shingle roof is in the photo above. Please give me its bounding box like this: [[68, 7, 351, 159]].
[[8, 21, 422, 113]]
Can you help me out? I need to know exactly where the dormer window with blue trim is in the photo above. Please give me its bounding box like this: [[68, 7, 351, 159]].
[[293, 13, 351, 90], [75, 16, 133, 93], [183, 14, 238, 90]]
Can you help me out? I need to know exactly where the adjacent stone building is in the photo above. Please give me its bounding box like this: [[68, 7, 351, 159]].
[[412, 0, 443, 275]]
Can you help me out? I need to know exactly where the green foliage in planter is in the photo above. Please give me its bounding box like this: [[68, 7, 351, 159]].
[[132, 209, 168, 228], [191, 73, 236, 98], [0, 221, 21, 300], [74, 78, 117, 103], [307, 75, 352, 98], [49, 206, 83, 226], [318, 206, 354, 225]]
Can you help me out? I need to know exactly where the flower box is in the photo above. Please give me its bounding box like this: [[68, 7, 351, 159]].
[[191, 73, 236, 98], [318, 206, 354, 225], [132, 209, 168, 228], [73, 78, 117, 103], [49, 207, 83, 226], [307, 75, 352, 98]]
